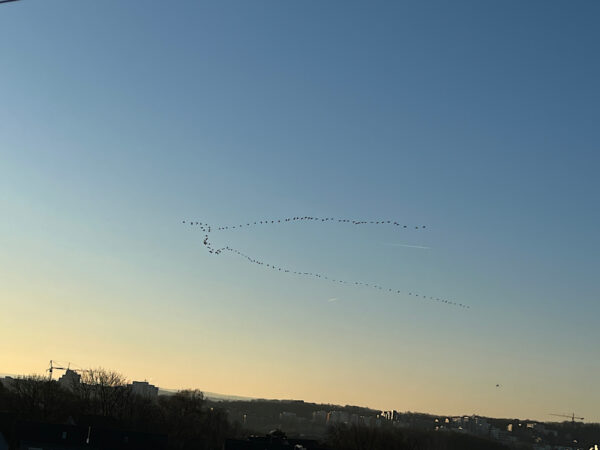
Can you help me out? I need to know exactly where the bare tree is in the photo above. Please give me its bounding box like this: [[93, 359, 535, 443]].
[[78, 368, 131, 418], [9, 375, 46, 417], [8, 374, 71, 420]]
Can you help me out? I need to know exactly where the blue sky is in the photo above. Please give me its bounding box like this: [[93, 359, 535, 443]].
[[1, 0, 599, 421]]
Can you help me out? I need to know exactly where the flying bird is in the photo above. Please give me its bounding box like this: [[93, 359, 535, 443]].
[[183, 215, 467, 308]]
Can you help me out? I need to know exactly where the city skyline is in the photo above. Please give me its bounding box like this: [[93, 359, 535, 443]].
[[0, 368, 591, 426], [1, 1, 599, 424]]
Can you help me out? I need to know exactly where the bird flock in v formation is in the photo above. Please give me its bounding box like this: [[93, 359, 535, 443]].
[[182, 216, 469, 309]]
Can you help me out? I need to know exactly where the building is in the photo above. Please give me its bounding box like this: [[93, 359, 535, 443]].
[[327, 411, 349, 424], [130, 381, 158, 400], [466, 415, 490, 436], [380, 410, 401, 421], [57, 370, 81, 391]]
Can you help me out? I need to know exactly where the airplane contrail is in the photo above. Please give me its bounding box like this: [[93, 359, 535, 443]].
[[388, 243, 431, 250]]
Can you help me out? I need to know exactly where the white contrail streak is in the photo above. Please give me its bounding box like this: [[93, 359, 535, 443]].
[[388, 243, 431, 250]]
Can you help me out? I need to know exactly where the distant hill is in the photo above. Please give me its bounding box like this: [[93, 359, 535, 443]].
[[158, 387, 256, 402]]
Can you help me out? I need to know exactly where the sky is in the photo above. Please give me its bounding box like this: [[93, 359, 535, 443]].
[[1, 0, 599, 422]]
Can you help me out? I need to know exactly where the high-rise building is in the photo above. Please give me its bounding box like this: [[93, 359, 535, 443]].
[[130, 381, 159, 399], [57, 370, 81, 391]]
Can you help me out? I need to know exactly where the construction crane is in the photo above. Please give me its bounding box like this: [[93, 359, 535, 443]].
[[549, 413, 584, 423], [47, 360, 70, 380], [47, 360, 88, 381]]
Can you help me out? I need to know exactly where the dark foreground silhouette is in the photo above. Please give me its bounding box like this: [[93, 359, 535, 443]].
[[2, 370, 595, 449]]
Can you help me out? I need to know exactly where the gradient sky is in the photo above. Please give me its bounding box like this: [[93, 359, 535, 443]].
[[1, 0, 599, 422]]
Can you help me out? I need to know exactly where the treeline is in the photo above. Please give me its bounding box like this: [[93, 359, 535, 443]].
[[0, 370, 240, 450], [551, 422, 600, 448], [483, 417, 600, 448], [325, 424, 513, 450], [214, 398, 377, 422], [0, 371, 525, 450]]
